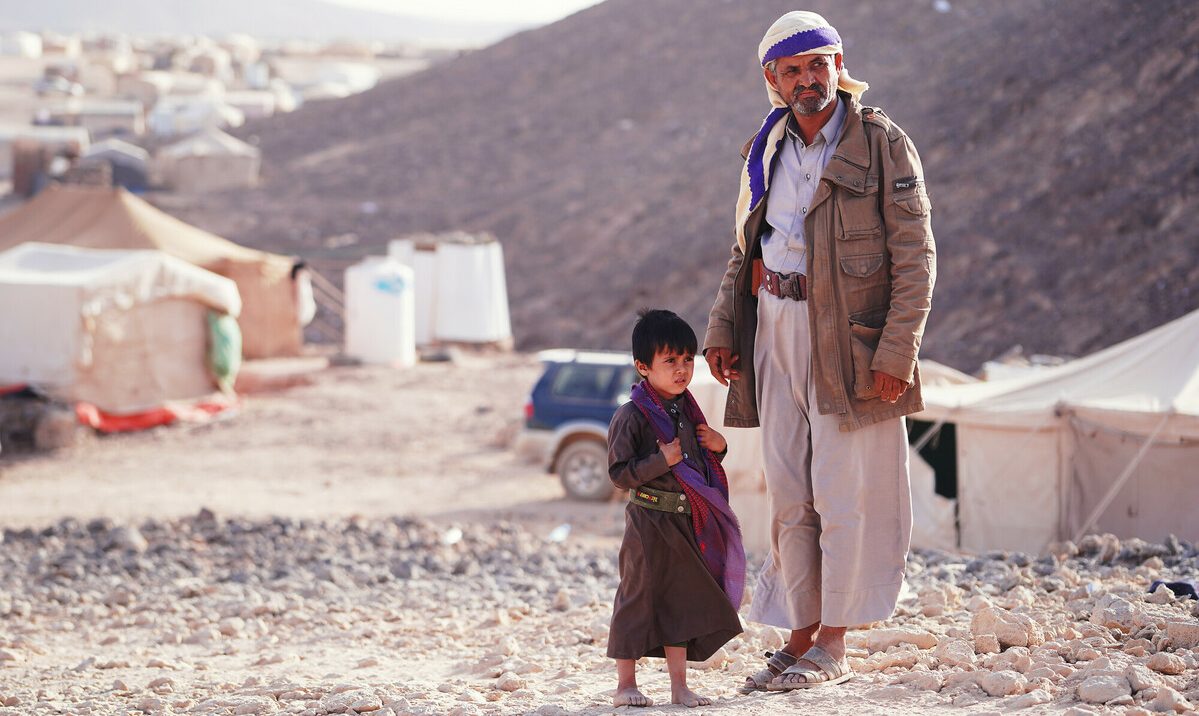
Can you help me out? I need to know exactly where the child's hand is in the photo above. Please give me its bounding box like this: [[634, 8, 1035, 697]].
[[659, 438, 683, 466], [696, 424, 727, 454]]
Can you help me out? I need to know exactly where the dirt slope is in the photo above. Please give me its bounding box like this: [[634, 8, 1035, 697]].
[[168, 0, 1199, 370]]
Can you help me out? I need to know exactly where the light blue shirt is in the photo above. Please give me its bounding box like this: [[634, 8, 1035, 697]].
[[760, 97, 847, 275]]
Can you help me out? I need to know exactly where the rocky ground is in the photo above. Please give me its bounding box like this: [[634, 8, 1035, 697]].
[[0, 357, 1197, 715], [0, 514, 1197, 716]]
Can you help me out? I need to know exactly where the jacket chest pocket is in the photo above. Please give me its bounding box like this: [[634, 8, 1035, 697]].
[[836, 176, 883, 243]]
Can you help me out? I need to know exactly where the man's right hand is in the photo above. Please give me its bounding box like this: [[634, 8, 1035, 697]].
[[704, 348, 741, 387]]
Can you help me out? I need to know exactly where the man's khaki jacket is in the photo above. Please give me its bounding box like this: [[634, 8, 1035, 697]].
[[704, 92, 936, 432]]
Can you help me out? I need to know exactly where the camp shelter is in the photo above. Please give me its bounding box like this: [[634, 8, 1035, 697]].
[[155, 126, 259, 192], [0, 243, 239, 413], [82, 138, 150, 191], [917, 309, 1199, 554], [0, 184, 304, 358]]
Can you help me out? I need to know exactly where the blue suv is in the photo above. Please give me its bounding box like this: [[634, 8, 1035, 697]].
[[517, 350, 638, 501]]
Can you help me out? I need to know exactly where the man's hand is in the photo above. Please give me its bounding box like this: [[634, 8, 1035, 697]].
[[696, 424, 727, 454], [659, 438, 683, 466], [704, 348, 741, 386], [872, 370, 910, 404]]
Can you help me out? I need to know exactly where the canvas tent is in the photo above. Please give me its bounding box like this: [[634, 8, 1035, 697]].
[[0, 243, 239, 413], [0, 185, 303, 358], [156, 127, 259, 192], [917, 309, 1199, 554], [82, 138, 150, 191]]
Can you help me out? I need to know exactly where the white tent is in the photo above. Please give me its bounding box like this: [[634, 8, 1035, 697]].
[[0, 243, 240, 414], [156, 127, 259, 192], [917, 309, 1199, 554]]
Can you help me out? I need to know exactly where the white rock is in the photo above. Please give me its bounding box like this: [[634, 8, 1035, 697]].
[[321, 689, 378, 713], [935, 638, 977, 668], [1146, 584, 1175, 605], [350, 694, 382, 712], [356, 658, 379, 669], [1147, 651, 1185, 675], [1164, 620, 1199, 649], [136, 696, 164, 711], [495, 672, 525, 692], [0, 649, 22, 663], [1008, 688, 1052, 709], [1123, 663, 1159, 692], [980, 670, 1026, 697], [1090, 595, 1138, 633], [1150, 686, 1193, 713], [895, 670, 943, 692], [108, 526, 149, 553], [975, 634, 1001, 655], [219, 617, 246, 637], [1076, 674, 1130, 704], [971, 607, 1044, 649], [1062, 708, 1100, 716], [867, 627, 938, 652]]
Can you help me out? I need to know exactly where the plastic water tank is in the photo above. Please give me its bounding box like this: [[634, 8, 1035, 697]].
[[387, 238, 436, 346], [434, 241, 511, 343], [343, 257, 415, 366]]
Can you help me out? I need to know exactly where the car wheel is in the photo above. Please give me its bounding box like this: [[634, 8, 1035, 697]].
[[556, 440, 614, 501]]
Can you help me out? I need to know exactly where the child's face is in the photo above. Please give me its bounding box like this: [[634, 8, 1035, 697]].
[[635, 348, 695, 399]]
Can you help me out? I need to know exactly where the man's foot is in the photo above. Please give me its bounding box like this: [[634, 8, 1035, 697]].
[[768, 645, 853, 690], [671, 686, 712, 707], [613, 686, 652, 707]]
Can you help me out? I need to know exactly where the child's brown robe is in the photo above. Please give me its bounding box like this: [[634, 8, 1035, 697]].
[[605, 397, 743, 661]]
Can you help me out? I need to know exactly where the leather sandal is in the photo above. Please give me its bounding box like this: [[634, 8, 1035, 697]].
[[766, 645, 853, 690], [738, 650, 798, 694]]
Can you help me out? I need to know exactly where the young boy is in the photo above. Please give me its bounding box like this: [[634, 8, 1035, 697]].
[[606, 309, 746, 708]]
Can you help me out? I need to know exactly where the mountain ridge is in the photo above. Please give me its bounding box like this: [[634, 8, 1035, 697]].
[[166, 0, 1199, 371]]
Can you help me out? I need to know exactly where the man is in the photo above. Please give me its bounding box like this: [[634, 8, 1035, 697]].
[[703, 11, 935, 691]]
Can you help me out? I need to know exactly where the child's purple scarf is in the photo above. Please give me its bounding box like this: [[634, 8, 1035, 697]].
[[629, 381, 746, 610]]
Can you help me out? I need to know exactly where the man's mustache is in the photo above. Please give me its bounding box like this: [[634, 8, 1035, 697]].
[[791, 83, 827, 98]]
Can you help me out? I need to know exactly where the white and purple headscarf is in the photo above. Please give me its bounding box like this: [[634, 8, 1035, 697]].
[[735, 11, 869, 251]]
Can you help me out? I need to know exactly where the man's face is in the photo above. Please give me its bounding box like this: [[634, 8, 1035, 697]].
[[766, 53, 842, 115]]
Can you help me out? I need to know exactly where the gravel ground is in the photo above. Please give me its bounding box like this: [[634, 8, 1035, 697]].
[[1, 358, 1197, 715], [1, 513, 1197, 716]]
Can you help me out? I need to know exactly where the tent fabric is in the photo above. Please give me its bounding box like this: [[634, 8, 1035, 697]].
[[0, 243, 239, 414], [158, 127, 260, 159], [0, 184, 301, 358], [918, 308, 1199, 553]]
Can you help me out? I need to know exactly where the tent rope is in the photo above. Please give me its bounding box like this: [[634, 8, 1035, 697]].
[[1071, 411, 1173, 543]]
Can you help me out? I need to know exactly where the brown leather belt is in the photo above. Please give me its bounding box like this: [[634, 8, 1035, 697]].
[[756, 260, 808, 301]]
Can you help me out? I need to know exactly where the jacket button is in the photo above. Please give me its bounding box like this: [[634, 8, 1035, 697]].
[[679, 494, 686, 501], [677, 506, 685, 513]]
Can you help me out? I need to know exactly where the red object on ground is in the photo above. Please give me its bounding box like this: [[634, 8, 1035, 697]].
[[0, 384, 28, 397], [75, 395, 239, 434]]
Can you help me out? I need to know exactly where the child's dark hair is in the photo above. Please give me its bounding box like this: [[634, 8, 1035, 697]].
[[631, 309, 698, 366]]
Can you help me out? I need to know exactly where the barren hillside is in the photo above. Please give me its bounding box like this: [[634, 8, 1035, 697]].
[[168, 0, 1199, 370]]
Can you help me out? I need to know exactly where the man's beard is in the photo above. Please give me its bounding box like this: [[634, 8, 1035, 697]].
[[789, 82, 835, 115]]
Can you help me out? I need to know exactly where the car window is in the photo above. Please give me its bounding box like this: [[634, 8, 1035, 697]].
[[614, 367, 639, 401], [551, 364, 618, 401]]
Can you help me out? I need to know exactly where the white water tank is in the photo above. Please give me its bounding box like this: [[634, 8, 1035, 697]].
[[344, 257, 415, 366], [388, 238, 436, 346], [434, 241, 511, 343]]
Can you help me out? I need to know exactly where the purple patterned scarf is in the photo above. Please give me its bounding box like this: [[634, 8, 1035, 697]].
[[629, 381, 746, 609]]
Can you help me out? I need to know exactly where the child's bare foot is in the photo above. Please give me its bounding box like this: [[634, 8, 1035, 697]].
[[671, 686, 712, 708], [613, 686, 652, 707]]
